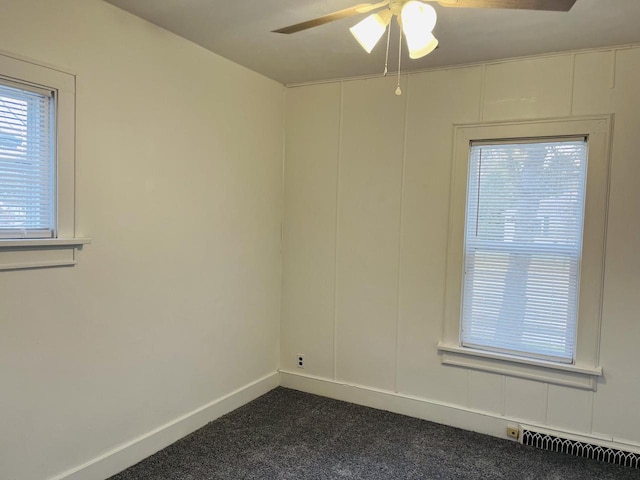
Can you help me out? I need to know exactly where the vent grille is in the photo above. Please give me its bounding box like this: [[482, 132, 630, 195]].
[[521, 429, 640, 469]]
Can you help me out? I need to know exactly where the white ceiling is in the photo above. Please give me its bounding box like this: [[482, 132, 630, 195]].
[[104, 0, 640, 85]]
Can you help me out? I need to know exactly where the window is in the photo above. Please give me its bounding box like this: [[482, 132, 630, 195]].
[[0, 80, 55, 238], [439, 117, 611, 390], [0, 52, 88, 270], [462, 139, 587, 364]]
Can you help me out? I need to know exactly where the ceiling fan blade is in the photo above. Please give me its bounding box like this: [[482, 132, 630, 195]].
[[272, 1, 390, 34], [437, 0, 577, 11]]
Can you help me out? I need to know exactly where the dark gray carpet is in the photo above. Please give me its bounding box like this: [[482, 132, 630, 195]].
[[109, 387, 638, 479]]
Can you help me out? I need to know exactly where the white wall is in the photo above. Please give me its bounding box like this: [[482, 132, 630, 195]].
[[2, 1, 638, 478], [0, 1, 284, 479], [282, 47, 640, 448]]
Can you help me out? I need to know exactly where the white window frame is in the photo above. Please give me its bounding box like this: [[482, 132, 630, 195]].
[[438, 116, 612, 391], [0, 51, 89, 270]]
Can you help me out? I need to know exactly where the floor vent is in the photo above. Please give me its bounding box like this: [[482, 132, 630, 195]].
[[521, 429, 640, 469]]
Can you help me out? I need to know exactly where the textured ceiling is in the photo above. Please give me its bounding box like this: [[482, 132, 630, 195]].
[[104, 0, 640, 85]]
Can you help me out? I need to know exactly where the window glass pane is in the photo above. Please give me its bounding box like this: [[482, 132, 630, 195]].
[[0, 81, 54, 238], [461, 139, 587, 363]]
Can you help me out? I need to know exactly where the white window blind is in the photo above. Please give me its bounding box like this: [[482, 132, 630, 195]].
[[0, 80, 54, 239], [461, 138, 588, 364]]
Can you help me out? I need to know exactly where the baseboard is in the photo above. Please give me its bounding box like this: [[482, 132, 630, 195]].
[[50, 372, 279, 480], [48, 369, 639, 480], [279, 369, 640, 455]]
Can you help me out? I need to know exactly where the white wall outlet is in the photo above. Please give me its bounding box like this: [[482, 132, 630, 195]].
[[297, 354, 304, 369], [506, 425, 519, 439]]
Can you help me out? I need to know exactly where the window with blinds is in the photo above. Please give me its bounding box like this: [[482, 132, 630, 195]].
[[461, 138, 588, 364], [0, 80, 55, 239]]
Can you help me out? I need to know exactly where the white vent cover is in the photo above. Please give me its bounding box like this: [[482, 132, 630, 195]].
[[521, 427, 640, 469]]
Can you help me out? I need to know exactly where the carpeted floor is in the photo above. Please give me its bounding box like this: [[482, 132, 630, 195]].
[[109, 387, 638, 479]]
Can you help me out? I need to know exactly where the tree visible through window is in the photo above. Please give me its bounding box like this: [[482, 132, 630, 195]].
[[461, 139, 587, 364]]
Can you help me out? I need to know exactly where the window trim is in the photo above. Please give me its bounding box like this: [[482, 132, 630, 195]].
[[438, 116, 612, 391], [0, 51, 89, 270]]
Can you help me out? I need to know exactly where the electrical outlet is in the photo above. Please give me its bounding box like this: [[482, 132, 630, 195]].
[[297, 354, 304, 369], [506, 425, 519, 439]]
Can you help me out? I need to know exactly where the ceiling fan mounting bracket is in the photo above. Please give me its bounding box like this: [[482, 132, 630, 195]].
[[388, 0, 407, 15], [388, 0, 457, 16]]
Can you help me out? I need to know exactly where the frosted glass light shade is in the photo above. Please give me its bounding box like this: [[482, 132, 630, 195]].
[[406, 32, 438, 59], [401, 1, 437, 33], [350, 10, 393, 53], [401, 1, 438, 59]]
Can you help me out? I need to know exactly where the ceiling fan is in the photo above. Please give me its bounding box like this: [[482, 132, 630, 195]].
[[273, 1, 578, 35], [273, 0, 577, 94], [273, 0, 576, 58]]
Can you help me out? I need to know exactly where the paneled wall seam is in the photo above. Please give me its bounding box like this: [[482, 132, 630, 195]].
[[611, 50, 618, 89], [465, 370, 471, 408], [278, 86, 287, 369], [588, 390, 595, 434], [479, 65, 487, 122], [394, 74, 410, 394], [72, 73, 78, 233], [332, 81, 345, 381], [569, 54, 577, 116], [544, 383, 550, 425]]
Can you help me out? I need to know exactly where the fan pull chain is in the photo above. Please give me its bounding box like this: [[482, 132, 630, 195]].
[[383, 23, 392, 76], [395, 27, 403, 96]]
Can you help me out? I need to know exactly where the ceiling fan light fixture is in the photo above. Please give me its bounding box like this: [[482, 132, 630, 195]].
[[401, 1, 438, 58], [350, 9, 393, 53], [401, 1, 437, 32], [406, 32, 438, 59]]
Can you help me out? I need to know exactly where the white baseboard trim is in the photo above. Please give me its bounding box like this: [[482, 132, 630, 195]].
[[47, 369, 640, 480], [49, 372, 279, 480], [279, 369, 640, 455]]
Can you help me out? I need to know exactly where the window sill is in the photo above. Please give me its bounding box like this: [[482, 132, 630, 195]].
[[437, 343, 602, 391], [0, 237, 91, 271]]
